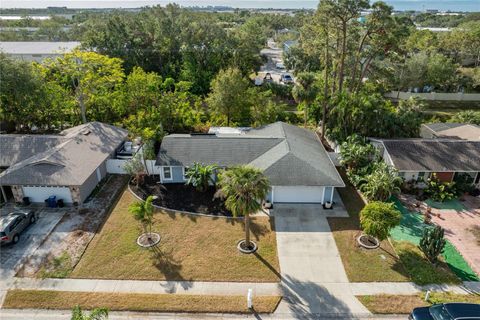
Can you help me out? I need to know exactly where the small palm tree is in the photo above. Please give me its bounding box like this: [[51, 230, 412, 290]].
[[217, 165, 270, 250], [129, 195, 155, 238], [185, 162, 218, 192], [360, 164, 402, 202], [71, 306, 108, 320]]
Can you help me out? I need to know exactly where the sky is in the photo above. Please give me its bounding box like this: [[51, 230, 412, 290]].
[[1, 0, 479, 10]]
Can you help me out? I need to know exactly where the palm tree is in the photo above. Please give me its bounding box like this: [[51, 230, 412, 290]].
[[360, 164, 402, 201], [129, 195, 155, 238], [185, 162, 218, 192], [71, 306, 108, 320], [292, 72, 319, 127], [217, 166, 270, 251]]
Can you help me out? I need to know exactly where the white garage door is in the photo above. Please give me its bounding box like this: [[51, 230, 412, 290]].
[[272, 186, 324, 203], [22, 186, 73, 203]]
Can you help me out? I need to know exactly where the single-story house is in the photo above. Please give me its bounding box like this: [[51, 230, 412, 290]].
[[420, 123, 480, 141], [370, 138, 480, 187], [0, 41, 81, 62], [0, 122, 128, 204], [156, 122, 345, 204]]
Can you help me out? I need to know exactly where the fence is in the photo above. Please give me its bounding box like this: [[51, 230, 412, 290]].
[[385, 91, 480, 101], [106, 159, 160, 175]]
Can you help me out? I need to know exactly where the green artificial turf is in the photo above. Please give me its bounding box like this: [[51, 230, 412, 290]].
[[390, 198, 429, 245], [443, 240, 479, 282], [390, 198, 479, 282], [425, 199, 465, 211]]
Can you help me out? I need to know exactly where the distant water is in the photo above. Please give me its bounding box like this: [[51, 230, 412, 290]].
[[2, 0, 479, 11]]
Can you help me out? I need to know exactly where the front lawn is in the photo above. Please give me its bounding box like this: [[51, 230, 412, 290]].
[[358, 292, 480, 314], [71, 190, 280, 282], [3, 290, 281, 314], [328, 169, 409, 282]]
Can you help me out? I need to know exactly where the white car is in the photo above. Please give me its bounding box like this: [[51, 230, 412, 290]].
[[280, 73, 294, 84], [275, 62, 285, 69]]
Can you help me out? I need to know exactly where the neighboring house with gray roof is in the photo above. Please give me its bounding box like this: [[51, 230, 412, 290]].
[[370, 138, 480, 187], [0, 122, 128, 204], [421, 123, 480, 141], [156, 122, 344, 204]]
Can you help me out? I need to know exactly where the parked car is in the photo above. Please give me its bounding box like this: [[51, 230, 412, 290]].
[[263, 73, 273, 84], [410, 303, 480, 320], [275, 62, 285, 69], [254, 76, 263, 86], [0, 210, 36, 245], [280, 73, 294, 84]]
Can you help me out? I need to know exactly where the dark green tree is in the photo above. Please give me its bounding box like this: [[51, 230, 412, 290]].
[[419, 226, 446, 265]]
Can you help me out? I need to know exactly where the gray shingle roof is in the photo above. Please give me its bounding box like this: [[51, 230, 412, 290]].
[[0, 122, 128, 186], [378, 139, 480, 171], [0, 135, 64, 167], [157, 122, 344, 187], [423, 123, 467, 133]]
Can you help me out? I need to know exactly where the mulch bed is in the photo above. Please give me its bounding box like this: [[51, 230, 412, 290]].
[[130, 175, 232, 216]]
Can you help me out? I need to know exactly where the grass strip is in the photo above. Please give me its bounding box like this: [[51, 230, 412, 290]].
[[3, 290, 282, 314], [357, 293, 480, 314]]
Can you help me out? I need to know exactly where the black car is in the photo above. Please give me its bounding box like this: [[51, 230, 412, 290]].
[[410, 303, 480, 320]]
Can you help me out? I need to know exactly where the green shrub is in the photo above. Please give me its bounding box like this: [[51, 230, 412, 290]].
[[360, 201, 401, 241], [425, 174, 457, 202]]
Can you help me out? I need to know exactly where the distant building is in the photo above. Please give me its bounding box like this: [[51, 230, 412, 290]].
[[416, 27, 451, 32], [420, 123, 480, 141], [0, 41, 81, 62]]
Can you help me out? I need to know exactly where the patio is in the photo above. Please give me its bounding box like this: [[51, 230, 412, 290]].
[[430, 195, 480, 278]]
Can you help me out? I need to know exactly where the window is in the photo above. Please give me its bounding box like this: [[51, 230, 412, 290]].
[[182, 167, 188, 181], [162, 167, 172, 180], [417, 172, 429, 182], [454, 172, 476, 184], [398, 172, 405, 178]]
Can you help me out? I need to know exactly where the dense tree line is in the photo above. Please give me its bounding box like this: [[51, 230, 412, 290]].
[[0, 52, 293, 138]]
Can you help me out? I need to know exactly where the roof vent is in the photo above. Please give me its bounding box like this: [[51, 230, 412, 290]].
[[81, 129, 91, 135]]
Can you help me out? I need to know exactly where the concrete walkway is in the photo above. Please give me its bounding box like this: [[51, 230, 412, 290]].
[[9, 277, 280, 296], [8, 277, 480, 296], [272, 204, 371, 318]]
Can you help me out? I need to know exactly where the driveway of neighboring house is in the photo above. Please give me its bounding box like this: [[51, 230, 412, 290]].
[[0, 207, 66, 304], [430, 195, 480, 277], [272, 203, 370, 318], [0, 208, 66, 280]]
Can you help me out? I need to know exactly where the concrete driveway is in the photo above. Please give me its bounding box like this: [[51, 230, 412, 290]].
[[0, 208, 65, 281], [272, 204, 370, 318]]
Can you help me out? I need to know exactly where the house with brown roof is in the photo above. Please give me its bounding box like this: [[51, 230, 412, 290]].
[[0, 122, 128, 205], [370, 138, 480, 187]]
